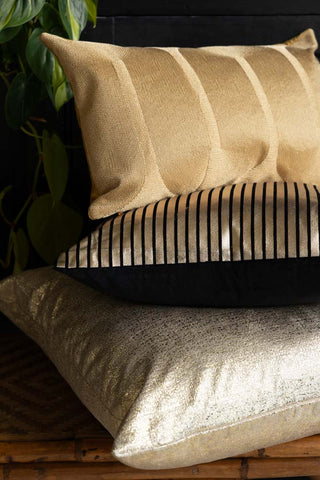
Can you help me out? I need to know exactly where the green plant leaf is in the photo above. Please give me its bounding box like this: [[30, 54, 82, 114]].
[[58, 0, 87, 40], [0, 0, 15, 31], [43, 130, 69, 201], [38, 3, 62, 31], [26, 28, 73, 110], [3, 0, 46, 29], [6, 23, 28, 55], [12, 228, 29, 272], [0, 25, 21, 44], [27, 194, 83, 264], [26, 28, 54, 84], [53, 78, 73, 110], [85, 0, 98, 27], [5, 73, 40, 129]]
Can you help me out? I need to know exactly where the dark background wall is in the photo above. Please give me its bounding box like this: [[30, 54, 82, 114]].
[[1, 0, 320, 275]]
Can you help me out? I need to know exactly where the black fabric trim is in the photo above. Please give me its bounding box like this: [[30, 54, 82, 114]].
[[314, 185, 320, 253], [218, 185, 225, 261], [76, 238, 80, 268], [130, 209, 137, 266], [119, 212, 126, 267], [284, 182, 289, 259], [109, 216, 115, 267], [185, 192, 192, 263], [207, 188, 213, 261], [250, 182, 256, 260], [262, 182, 267, 260], [163, 197, 170, 264], [229, 184, 236, 261], [304, 183, 311, 257], [273, 182, 277, 259], [141, 205, 148, 265], [152, 201, 160, 264], [87, 231, 92, 268], [294, 182, 300, 258], [58, 256, 320, 308], [174, 195, 181, 264], [239, 183, 246, 261], [196, 190, 203, 263], [97, 226, 103, 268]]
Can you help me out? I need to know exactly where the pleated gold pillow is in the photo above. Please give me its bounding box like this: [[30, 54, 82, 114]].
[[41, 29, 320, 220]]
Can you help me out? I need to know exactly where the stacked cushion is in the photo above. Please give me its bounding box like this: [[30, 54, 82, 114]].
[[57, 182, 320, 306], [41, 29, 320, 219], [1, 268, 320, 469], [1, 29, 319, 471]]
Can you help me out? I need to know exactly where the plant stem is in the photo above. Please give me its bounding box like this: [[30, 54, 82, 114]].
[[0, 71, 9, 88], [25, 121, 43, 196], [17, 54, 25, 74], [20, 126, 44, 140], [0, 207, 13, 227], [13, 193, 32, 226]]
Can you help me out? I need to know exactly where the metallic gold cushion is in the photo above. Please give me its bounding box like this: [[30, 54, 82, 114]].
[[1, 268, 320, 469], [41, 29, 320, 219]]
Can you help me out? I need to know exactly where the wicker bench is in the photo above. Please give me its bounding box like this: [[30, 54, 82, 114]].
[[1, 330, 320, 479]]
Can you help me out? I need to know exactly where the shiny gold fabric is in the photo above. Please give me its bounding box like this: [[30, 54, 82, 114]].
[[41, 29, 320, 220], [1, 268, 320, 469], [57, 182, 320, 268]]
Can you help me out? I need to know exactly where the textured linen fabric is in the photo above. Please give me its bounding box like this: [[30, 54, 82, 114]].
[[56, 182, 320, 307], [1, 268, 320, 469], [41, 29, 320, 220]]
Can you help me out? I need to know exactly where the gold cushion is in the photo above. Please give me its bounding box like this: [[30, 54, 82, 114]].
[[1, 268, 320, 469], [41, 29, 320, 219]]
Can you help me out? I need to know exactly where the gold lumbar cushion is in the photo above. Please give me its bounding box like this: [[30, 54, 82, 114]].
[[41, 29, 320, 220]]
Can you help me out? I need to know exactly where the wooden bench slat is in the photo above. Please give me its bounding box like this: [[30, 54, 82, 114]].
[[2, 435, 320, 464], [0, 439, 115, 463], [241, 434, 320, 458], [1, 458, 320, 480]]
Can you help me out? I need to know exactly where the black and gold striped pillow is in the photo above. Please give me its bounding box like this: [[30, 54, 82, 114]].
[[56, 182, 320, 306]]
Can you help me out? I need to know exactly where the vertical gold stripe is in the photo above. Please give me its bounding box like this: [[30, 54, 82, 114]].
[[253, 183, 264, 260], [61, 182, 320, 269], [155, 199, 166, 264], [165, 197, 177, 264], [176, 194, 188, 263], [298, 183, 308, 259], [90, 228, 101, 268], [229, 184, 242, 262], [199, 189, 211, 263], [220, 184, 232, 261], [210, 188, 221, 262], [264, 183, 275, 259], [66, 245, 77, 268], [78, 236, 89, 267], [285, 183, 296, 258], [143, 204, 155, 265], [275, 182, 285, 259], [242, 183, 253, 260], [309, 185, 320, 257], [121, 210, 134, 266]]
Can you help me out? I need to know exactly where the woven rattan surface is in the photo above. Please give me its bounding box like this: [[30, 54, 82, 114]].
[[0, 329, 109, 441]]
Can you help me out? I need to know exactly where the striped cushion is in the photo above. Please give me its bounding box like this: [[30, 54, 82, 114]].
[[56, 182, 320, 306]]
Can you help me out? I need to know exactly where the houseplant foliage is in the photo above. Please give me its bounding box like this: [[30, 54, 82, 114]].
[[0, 0, 98, 272]]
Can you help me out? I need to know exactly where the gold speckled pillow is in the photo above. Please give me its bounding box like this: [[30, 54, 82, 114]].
[[2, 268, 320, 470], [41, 29, 320, 220]]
